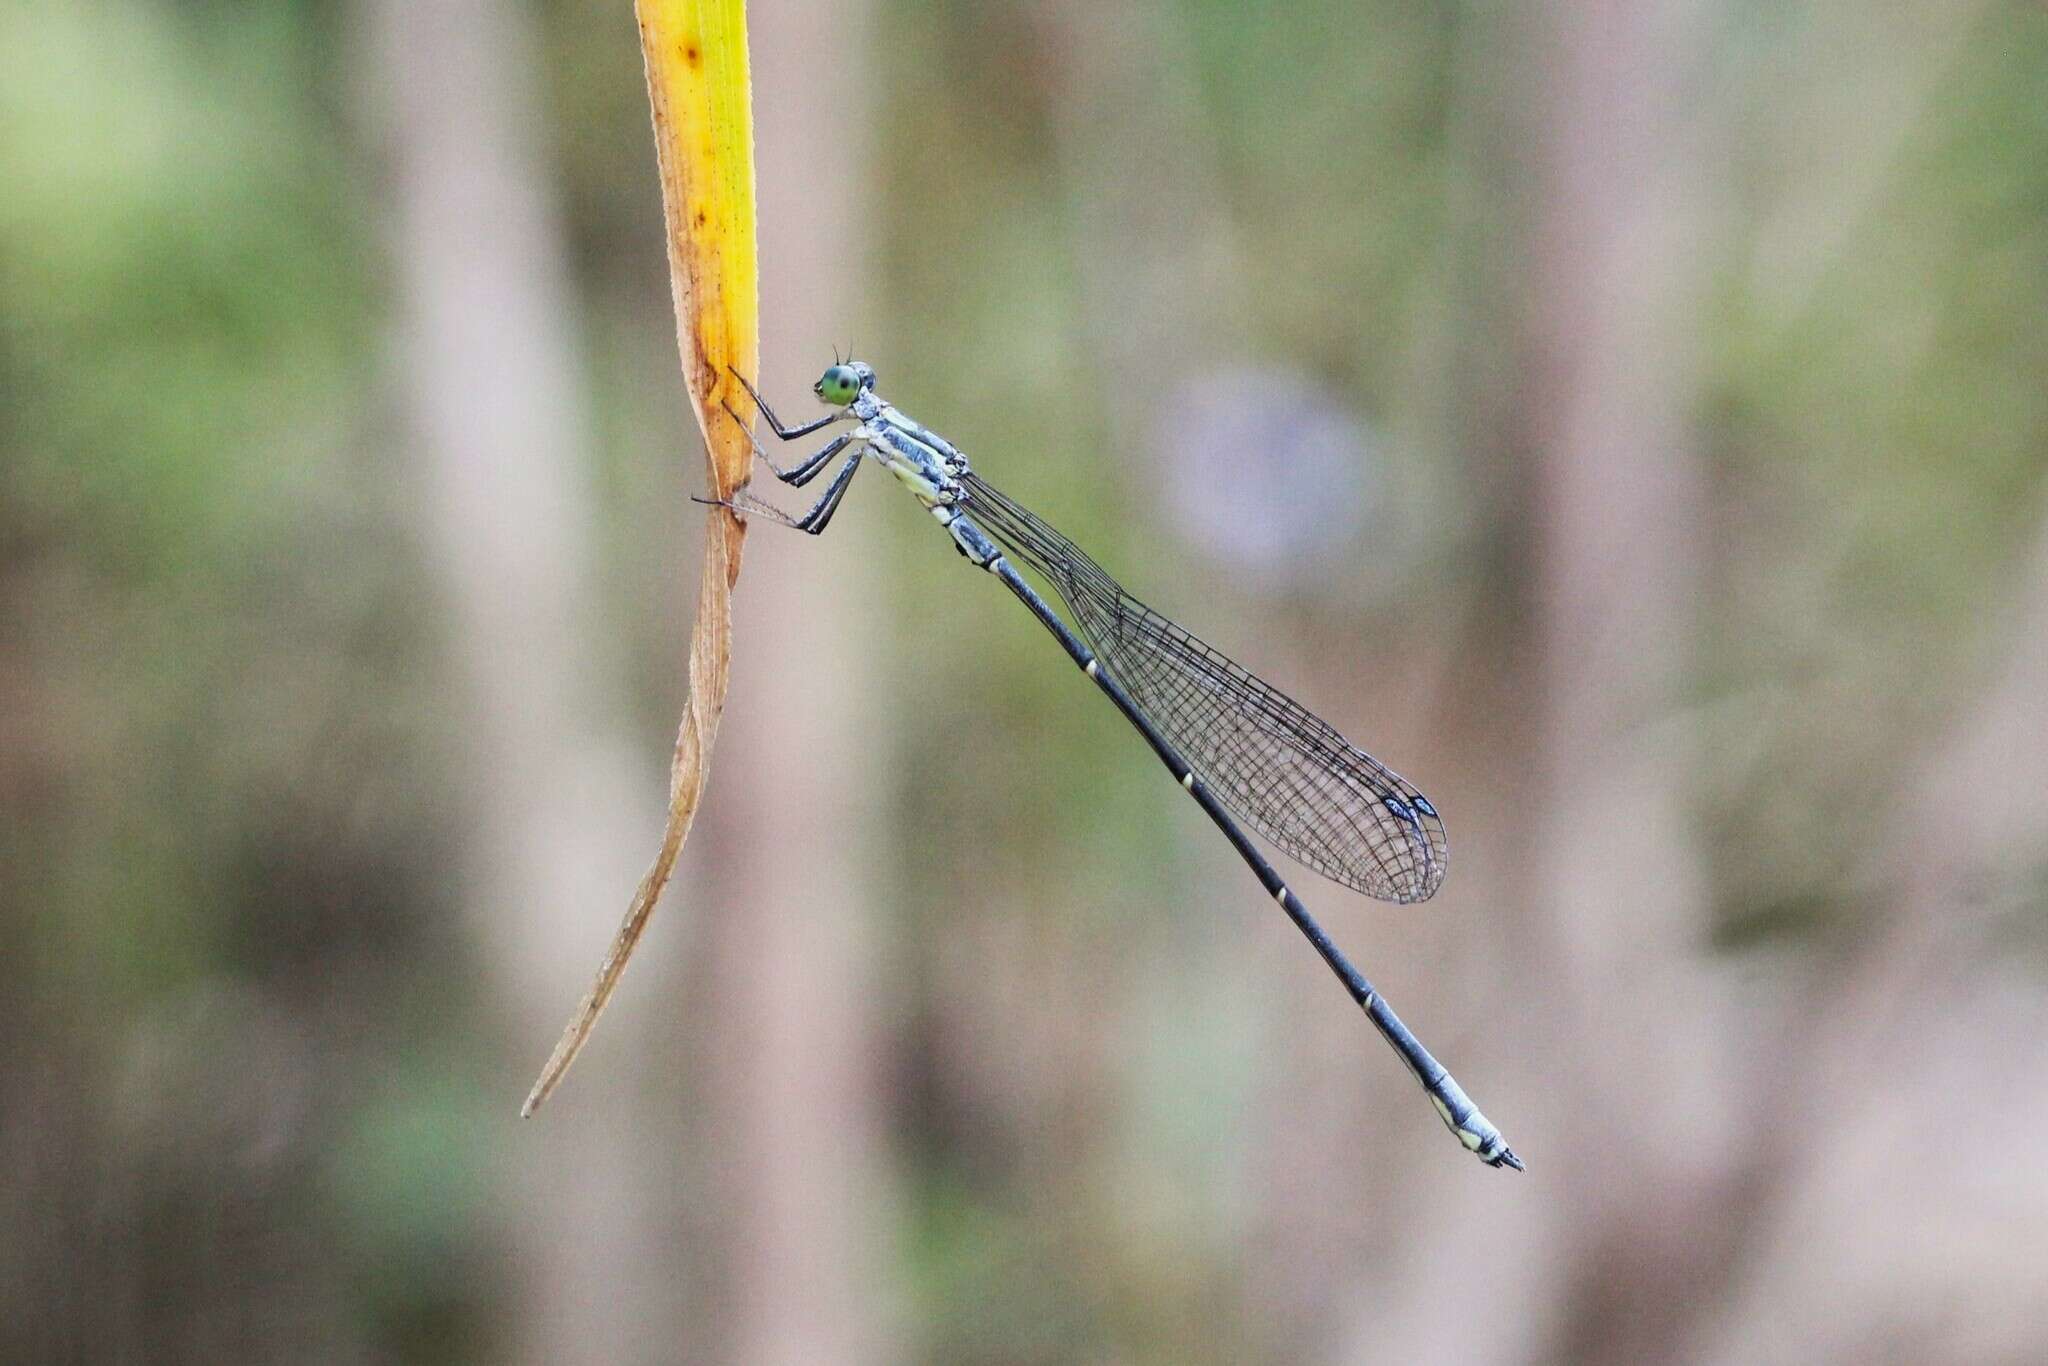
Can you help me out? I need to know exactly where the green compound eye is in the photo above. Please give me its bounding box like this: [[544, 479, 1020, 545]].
[[814, 364, 861, 405]]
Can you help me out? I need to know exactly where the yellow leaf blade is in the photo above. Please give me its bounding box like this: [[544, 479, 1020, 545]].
[[522, 0, 757, 1117]]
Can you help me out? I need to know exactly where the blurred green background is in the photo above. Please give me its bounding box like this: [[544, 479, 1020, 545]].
[[6, 1, 2048, 1362]]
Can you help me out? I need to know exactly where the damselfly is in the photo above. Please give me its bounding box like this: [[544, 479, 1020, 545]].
[[706, 360, 1520, 1170]]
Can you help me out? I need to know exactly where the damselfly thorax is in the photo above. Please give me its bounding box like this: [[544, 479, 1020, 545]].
[[860, 404, 967, 510]]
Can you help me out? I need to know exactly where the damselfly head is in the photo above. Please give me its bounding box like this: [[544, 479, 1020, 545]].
[[813, 360, 876, 407]]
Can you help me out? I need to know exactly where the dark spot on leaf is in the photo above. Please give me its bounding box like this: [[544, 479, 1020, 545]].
[[684, 44, 700, 66]]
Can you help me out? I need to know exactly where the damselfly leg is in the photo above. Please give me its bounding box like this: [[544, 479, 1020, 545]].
[[693, 449, 864, 534], [730, 368, 843, 441], [707, 370, 868, 527], [722, 415, 857, 486]]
